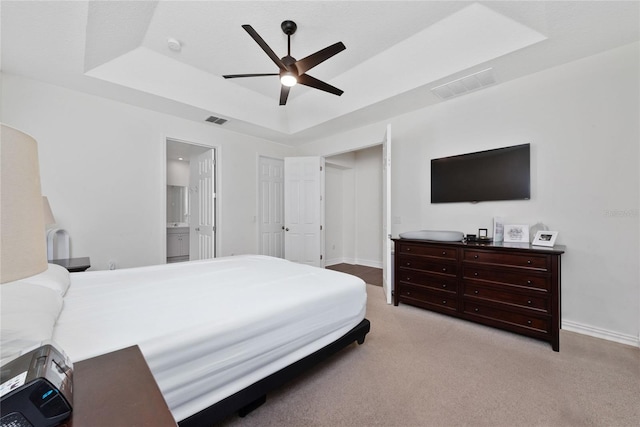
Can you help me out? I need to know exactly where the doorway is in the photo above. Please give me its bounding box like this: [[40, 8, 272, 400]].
[[166, 139, 217, 262], [325, 145, 383, 268]]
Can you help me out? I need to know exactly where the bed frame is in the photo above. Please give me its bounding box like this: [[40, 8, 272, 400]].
[[178, 318, 371, 426]]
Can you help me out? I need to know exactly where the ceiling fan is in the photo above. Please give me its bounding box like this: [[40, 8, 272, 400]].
[[223, 20, 345, 106]]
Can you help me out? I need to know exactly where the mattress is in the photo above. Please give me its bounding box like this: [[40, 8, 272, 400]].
[[52, 255, 366, 422]]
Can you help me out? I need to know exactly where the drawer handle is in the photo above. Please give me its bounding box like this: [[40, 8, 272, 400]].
[[442, 300, 447, 305], [442, 284, 447, 289], [474, 307, 479, 312], [406, 291, 411, 296], [474, 290, 479, 295], [474, 272, 479, 277], [406, 277, 411, 281], [527, 320, 532, 325], [527, 300, 532, 305], [442, 251, 446, 255], [442, 267, 447, 272], [406, 247, 411, 251], [406, 262, 411, 267], [527, 280, 532, 285], [474, 255, 479, 259], [527, 260, 532, 265]]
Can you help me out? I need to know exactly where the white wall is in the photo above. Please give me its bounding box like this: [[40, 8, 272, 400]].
[[325, 164, 345, 265], [325, 147, 382, 267], [1, 73, 295, 270], [300, 42, 640, 346], [354, 146, 382, 267]]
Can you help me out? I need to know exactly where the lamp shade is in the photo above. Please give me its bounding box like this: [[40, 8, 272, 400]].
[[1, 124, 48, 283]]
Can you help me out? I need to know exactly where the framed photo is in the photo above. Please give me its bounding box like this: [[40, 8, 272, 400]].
[[532, 230, 558, 247], [493, 216, 504, 243], [503, 224, 530, 243]]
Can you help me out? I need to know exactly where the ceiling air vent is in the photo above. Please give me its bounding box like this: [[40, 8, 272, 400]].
[[205, 116, 228, 125], [431, 68, 497, 100]]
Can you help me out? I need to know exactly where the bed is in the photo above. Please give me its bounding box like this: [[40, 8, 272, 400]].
[[0, 255, 370, 425]]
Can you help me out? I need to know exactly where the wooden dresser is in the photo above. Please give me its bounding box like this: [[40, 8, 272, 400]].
[[392, 238, 565, 351]]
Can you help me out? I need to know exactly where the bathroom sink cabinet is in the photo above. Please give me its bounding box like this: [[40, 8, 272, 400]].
[[167, 228, 189, 258]]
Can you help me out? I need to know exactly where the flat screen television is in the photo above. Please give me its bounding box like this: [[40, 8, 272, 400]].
[[431, 143, 530, 203]]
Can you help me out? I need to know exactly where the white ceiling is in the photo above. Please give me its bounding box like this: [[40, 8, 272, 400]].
[[1, 1, 638, 146]]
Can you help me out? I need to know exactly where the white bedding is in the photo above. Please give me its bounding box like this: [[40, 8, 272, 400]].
[[51, 255, 367, 422]]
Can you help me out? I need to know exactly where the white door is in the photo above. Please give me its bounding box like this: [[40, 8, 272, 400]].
[[190, 149, 215, 260], [382, 124, 393, 304], [258, 156, 285, 258], [284, 157, 325, 267]]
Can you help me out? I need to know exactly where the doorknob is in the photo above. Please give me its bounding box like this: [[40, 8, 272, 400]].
[[285, 228, 289, 231]]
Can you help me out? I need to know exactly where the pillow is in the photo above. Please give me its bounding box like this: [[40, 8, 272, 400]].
[[0, 282, 63, 361], [4, 263, 71, 297]]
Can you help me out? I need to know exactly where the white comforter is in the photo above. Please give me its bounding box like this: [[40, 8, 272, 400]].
[[52, 255, 366, 421]]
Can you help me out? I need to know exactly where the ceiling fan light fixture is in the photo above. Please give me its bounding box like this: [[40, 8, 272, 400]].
[[280, 72, 297, 87], [223, 21, 345, 105]]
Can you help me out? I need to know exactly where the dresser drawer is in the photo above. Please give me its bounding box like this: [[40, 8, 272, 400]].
[[463, 249, 548, 271], [462, 301, 550, 334], [462, 283, 549, 313], [462, 266, 550, 291], [398, 269, 457, 293], [398, 284, 457, 312], [397, 243, 457, 259], [398, 256, 457, 276]]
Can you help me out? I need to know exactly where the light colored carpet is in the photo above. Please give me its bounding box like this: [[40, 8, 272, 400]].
[[219, 284, 639, 426]]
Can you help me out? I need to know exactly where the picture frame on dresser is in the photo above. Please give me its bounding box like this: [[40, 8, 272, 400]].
[[503, 224, 530, 243], [532, 231, 558, 247]]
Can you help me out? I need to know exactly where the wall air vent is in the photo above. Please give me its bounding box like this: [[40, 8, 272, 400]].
[[205, 116, 228, 125], [431, 68, 497, 100]]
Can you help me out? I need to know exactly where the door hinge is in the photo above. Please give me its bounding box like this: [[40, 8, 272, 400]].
[[320, 166, 323, 171], [320, 225, 323, 230], [320, 254, 323, 260]]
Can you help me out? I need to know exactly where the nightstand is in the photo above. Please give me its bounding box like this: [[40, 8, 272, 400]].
[[51, 257, 91, 272], [60, 345, 176, 427]]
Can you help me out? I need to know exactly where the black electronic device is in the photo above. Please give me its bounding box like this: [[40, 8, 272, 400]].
[[1, 344, 73, 427], [431, 143, 530, 203]]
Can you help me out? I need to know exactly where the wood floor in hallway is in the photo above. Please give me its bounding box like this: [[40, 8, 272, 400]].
[[326, 263, 382, 287]]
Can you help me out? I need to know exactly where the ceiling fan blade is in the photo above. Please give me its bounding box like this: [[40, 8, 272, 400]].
[[279, 85, 291, 106], [223, 73, 279, 79], [242, 25, 287, 71], [297, 74, 343, 96], [295, 42, 346, 75]]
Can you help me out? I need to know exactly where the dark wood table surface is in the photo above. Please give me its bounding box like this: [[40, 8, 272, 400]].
[[50, 257, 91, 272], [60, 345, 177, 427]]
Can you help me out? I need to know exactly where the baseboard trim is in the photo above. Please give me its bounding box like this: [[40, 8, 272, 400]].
[[325, 258, 343, 267], [562, 320, 639, 348]]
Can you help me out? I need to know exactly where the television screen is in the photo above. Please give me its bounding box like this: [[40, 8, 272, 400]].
[[431, 143, 530, 203]]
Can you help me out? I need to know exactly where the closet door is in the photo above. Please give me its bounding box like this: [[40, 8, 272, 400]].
[[382, 124, 393, 304], [258, 156, 285, 258], [284, 157, 324, 267]]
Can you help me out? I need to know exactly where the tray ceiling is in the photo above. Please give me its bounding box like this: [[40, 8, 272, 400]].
[[1, 1, 638, 145]]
